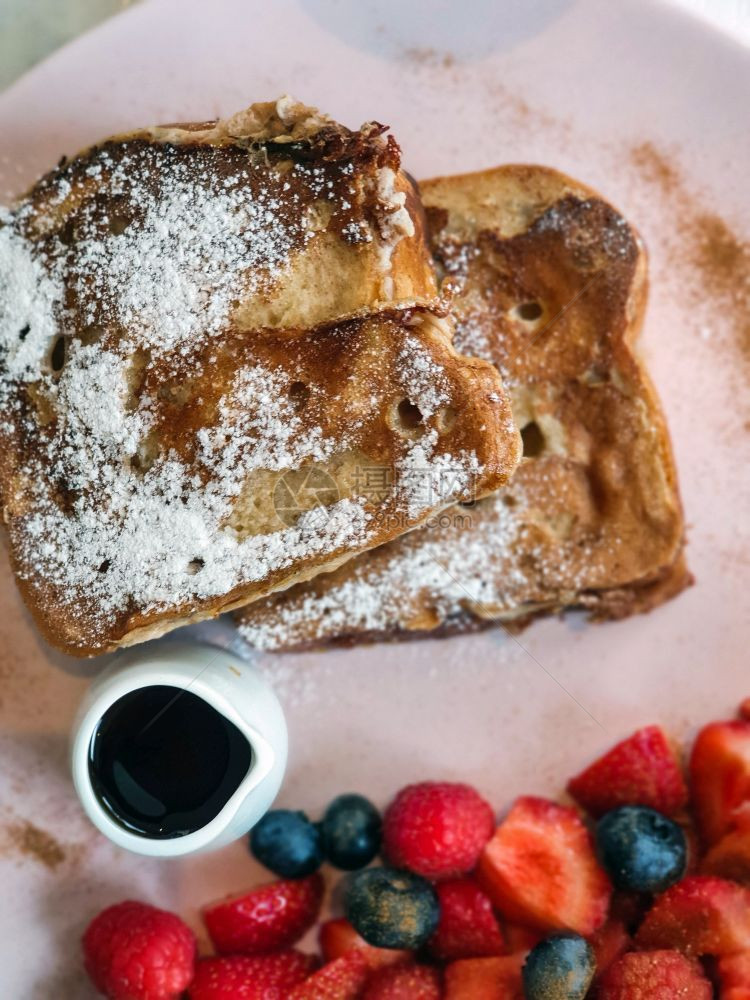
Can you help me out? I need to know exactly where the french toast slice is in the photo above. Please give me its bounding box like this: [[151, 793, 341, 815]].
[[0, 102, 520, 656], [236, 165, 690, 650]]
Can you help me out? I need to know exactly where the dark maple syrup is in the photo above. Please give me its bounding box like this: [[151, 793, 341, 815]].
[[89, 685, 253, 838]]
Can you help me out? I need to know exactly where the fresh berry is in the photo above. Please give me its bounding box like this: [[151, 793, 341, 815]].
[[319, 918, 411, 970], [443, 955, 524, 999], [703, 823, 750, 882], [567, 726, 687, 818], [596, 950, 712, 999], [320, 794, 382, 870], [522, 933, 596, 1000], [82, 900, 196, 1000], [690, 719, 750, 845], [288, 951, 370, 999], [739, 698, 750, 722], [250, 810, 323, 878], [590, 919, 630, 978], [718, 952, 750, 1000], [188, 952, 317, 999], [595, 805, 687, 892], [476, 796, 611, 935], [362, 964, 442, 999], [503, 922, 543, 952], [383, 782, 494, 879], [636, 875, 750, 955], [427, 878, 506, 961], [345, 867, 440, 949], [202, 873, 324, 954]]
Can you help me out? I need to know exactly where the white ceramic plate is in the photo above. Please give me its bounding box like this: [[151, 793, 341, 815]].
[[1, 0, 749, 994]]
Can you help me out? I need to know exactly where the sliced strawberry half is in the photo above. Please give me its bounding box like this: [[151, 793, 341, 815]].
[[596, 950, 712, 999], [188, 952, 318, 999], [319, 918, 411, 970], [567, 726, 687, 818], [636, 875, 750, 956], [288, 951, 370, 999], [362, 964, 442, 999], [718, 951, 750, 1000], [476, 796, 611, 935], [427, 878, 507, 961], [202, 873, 324, 955], [443, 954, 524, 1000], [690, 719, 750, 845], [702, 824, 750, 883]]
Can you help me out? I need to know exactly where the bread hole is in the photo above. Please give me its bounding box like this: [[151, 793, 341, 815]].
[[108, 213, 132, 236], [58, 220, 76, 245], [397, 399, 424, 431], [521, 420, 546, 458], [289, 381, 310, 411], [50, 336, 66, 373], [130, 431, 160, 474], [515, 301, 543, 322], [581, 365, 610, 386], [18, 324, 30, 342], [436, 405, 457, 433], [187, 557, 205, 576]]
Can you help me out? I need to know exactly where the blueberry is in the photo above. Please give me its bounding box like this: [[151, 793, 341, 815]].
[[249, 809, 323, 878], [595, 805, 687, 893], [523, 933, 596, 1000], [345, 866, 440, 949], [320, 793, 382, 870]]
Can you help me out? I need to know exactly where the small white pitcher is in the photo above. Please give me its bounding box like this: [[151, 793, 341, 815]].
[[70, 641, 287, 857]]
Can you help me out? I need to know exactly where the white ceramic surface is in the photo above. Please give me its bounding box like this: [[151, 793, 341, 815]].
[[0, 0, 748, 994], [70, 643, 288, 857]]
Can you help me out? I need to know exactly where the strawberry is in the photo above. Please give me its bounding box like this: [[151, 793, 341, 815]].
[[82, 900, 196, 1000], [319, 918, 410, 970], [690, 719, 750, 844], [703, 824, 750, 883], [738, 699, 750, 721], [202, 873, 324, 955], [288, 951, 370, 999], [590, 919, 630, 978], [443, 955, 524, 999], [718, 952, 750, 999], [382, 782, 495, 879], [188, 952, 318, 999], [567, 726, 687, 818], [476, 796, 611, 936], [362, 964, 442, 999], [427, 878, 506, 961], [596, 950, 712, 999], [636, 875, 750, 955], [502, 923, 542, 953]]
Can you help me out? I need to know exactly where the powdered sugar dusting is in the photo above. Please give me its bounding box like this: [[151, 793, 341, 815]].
[[69, 157, 311, 354]]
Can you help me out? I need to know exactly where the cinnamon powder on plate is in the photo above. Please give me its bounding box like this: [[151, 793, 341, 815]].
[[6, 819, 66, 870], [629, 141, 750, 365]]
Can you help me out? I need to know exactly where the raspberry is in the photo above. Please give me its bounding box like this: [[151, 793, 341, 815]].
[[383, 782, 494, 879], [82, 900, 196, 1000]]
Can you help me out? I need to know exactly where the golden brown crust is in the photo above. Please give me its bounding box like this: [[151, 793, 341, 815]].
[[235, 164, 690, 650], [0, 102, 520, 656]]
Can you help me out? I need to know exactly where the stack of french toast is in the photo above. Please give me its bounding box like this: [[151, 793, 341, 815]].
[[0, 97, 689, 657]]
